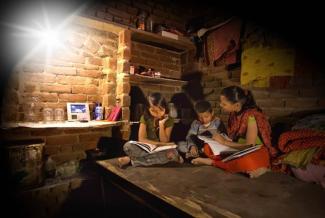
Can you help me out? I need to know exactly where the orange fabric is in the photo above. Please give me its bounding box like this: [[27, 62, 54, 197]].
[[278, 129, 325, 153], [228, 108, 278, 157], [203, 144, 270, 173]]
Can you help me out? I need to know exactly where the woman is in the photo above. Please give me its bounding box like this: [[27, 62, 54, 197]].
[[118, 92, 183, 167], [192, 86, 278, 178]]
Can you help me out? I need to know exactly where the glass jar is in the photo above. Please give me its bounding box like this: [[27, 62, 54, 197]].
[[54, 108, 65, 122], [43, 108, 53, 122]]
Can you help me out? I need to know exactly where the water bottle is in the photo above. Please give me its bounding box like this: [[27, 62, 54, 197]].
[[168, 103, 178, 118], [95, 102, 103, 120]]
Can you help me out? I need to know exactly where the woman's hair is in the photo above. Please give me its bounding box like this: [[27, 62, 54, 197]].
[[220, 86, 261, 112], [143, 92, 168, 120], [194, 100, 212, 113]]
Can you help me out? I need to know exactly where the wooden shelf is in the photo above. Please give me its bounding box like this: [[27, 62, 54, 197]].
[[1, 121, 122, 129], [130, 28, 196, 53], [129, 74, 187, 86]]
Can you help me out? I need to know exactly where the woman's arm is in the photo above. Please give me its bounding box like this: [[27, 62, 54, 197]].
[[212, 117, 258, 149], [138, 123, 161, 145], [158, 117, 173, 143]]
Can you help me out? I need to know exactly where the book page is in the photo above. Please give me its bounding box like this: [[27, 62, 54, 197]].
[[153, 143, 177, 152], [222, 144, 262, 162], [129, 141, 177, 153], [198, 136, 237, 155], [129, 140, 156, 153]]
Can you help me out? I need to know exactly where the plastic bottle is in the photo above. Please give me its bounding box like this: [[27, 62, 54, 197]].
[[168, 103, 178, 118], [95, 102, 103, 120]]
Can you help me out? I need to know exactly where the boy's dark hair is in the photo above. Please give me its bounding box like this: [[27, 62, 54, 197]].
[[194, 100, 212, 113], [220, 86, 261, 113]]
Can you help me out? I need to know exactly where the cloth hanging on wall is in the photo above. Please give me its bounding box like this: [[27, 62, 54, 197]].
[[206, 18, 242, 65]]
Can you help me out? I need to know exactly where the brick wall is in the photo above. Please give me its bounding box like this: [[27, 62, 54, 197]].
[[0, 127, 112, 163], [131, 42, 182, 79], [1, 19, 120, 170], [2, 23, 118, 123], [197, 42, 325, 125], [82, 0, 192, 33]]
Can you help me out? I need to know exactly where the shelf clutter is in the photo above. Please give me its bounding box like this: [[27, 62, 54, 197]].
[[130, 28, 195, 53], [1, 120, 122, 129], [129, 74, 187, 86]]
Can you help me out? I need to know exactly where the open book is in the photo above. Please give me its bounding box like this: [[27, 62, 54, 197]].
[[220, 144, 262, 162], [198, 135, 236, 155], [198, 135, 262, 162], [129, 141, 177, 153]]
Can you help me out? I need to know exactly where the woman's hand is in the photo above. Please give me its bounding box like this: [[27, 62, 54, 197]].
[[159, 115, 169, 127], [212, 133, 226, 145]]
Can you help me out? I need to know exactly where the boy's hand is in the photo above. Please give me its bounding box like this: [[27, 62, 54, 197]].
[[189, 145, 199, 157], [212, 133, 226, 145]]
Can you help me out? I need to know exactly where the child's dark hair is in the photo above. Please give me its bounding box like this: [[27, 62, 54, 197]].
[[194, 100, 212, 113], [144, 92, 168, 120], [221, 86, 261, 112]]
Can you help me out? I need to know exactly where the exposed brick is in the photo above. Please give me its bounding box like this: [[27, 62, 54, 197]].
[[88, 95, 102, 102], [59, 94, 87, 102], [127, 6, 138, 15], [74, 63, 99, 70], [47, 60, 74, 67], [285, 98, 319, 108], [45, 66, 77, 75], [40, 93, 59, 102], [85, 57, 103, 66], [40, 84, 71, 93], [66, 32, 86, 48], [79, 132, 104, 142], [106, 72, 116, 82], [116, 82, 131, 95], [51, 151, 86, 164], [98, 45, 114, 57], [117, 47, 131, 60], [117, 94, 130, 107], [117, 60, 130, 73], [257, 99, 285, 108], [96, 11, 113, 21], [102, 94, 116, 107], [119, 30, 131, 47], [63, 129, 89, 134], [102, 57, 117, 70], [122, 107, 130, 120], [31, 129, 63, 136], [269, 89, 299, 98], [72, 85, 98, 94], [60, 144, 73, 153], [101, 82, 115, 94], [83, 37, 101, 53], [23, 82, 38, 92], [46, 135, 79, 146], [72, 144, 86, 152], [44, 145, 60, 155], [77, 69, 102, 78], [55, 52, 85, 63]]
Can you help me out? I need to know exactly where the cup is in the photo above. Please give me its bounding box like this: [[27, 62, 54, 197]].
[[43, 108, 53, 122], [54, 108, 65, 122]]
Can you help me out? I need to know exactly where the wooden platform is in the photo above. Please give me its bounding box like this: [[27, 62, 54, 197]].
[[97, 159, 325, 218]]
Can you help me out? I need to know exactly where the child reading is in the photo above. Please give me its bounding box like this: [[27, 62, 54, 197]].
[[178, 100, 227, 161], [191, 86, 277, 178], [118, 92, 183, 168]]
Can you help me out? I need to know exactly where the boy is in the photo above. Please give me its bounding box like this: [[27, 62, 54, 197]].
[[178, 100, 227, 160]]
